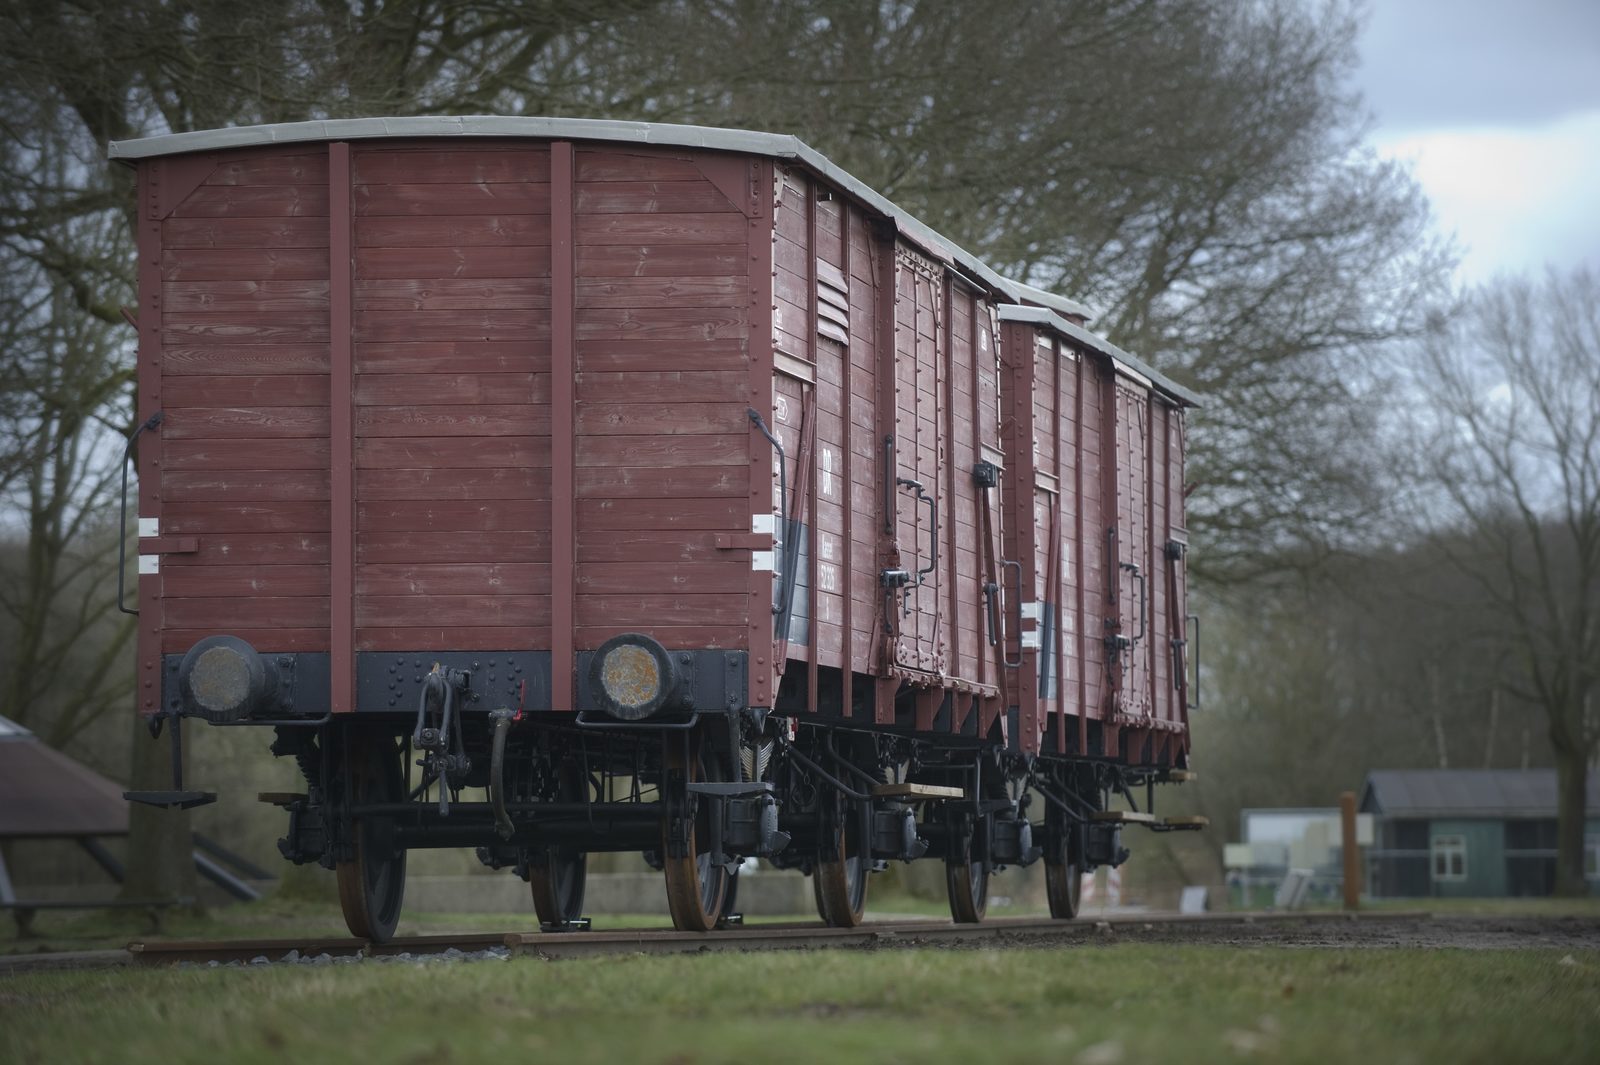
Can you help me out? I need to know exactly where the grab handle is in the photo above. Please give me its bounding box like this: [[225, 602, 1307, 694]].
[[1000, 559, 1023, 668], [1186, 613, 1201, 709], [897, 477, 937, 580], [1120, 562, 1146, 645]]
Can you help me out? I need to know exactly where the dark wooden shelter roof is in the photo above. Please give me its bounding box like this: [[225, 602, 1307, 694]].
[[0, 717, 129, 838], [1361, 769, 1600, 820]]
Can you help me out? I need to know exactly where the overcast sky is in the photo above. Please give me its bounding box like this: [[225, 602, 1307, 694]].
[[1350, 0, 1600, 284]]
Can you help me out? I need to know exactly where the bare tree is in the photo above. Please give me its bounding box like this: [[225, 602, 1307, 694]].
[[0, 98, 137, 747], [1409, 267, 1600, 895], [1, 0, 1453, 899], [1, 0, 678, 908], [534, 0, 1451, 581]]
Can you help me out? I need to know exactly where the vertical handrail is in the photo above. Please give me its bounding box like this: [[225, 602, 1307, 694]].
[[748, 408, 790, 623], [1120, 562, 1146, 645], [1186, 613, 1201, 709], [1000, 559, 1023, 668]]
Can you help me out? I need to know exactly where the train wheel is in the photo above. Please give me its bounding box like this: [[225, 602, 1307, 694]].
[[812, 807, 868, 927], [945, 828, 989, 924], [531, 761, 589, 927], [336, 732, 408, 943], [660, 730, 729, 932], [530, 848, 587, 927], [1044, 822, 1083, 920]]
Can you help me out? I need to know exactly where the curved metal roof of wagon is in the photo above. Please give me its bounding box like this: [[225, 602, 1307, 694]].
[[108, 115, 1198, 407]]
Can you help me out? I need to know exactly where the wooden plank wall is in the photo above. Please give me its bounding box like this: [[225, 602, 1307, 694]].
[[572, 148, 753, 651], [158, 148, 333, 654], [1149, 395, 1171, 724], [772, 166, 1002, 715], [944, 283, 987, 692], [144, 134, 1187, 744], [1160, 403, 1191, 739], [1029, 334, 1084, 754], [891, 249, 943, 674], [773, 166, 901, 683], [1115, 380, 1153, 718], [1007, 322, 1152, 757], [1079, 350, 1109, 737], [350, 142, 553, 653]]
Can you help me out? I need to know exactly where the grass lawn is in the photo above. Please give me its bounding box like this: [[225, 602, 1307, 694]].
[[3, 942, 1597, 1064], [7, 891, 1598, 956]]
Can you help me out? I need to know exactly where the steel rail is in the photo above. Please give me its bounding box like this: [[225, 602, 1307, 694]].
[[112, 910, 1441, 968]]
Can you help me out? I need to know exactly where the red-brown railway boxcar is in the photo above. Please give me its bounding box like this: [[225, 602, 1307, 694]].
[[110, 117, 1202, 939]]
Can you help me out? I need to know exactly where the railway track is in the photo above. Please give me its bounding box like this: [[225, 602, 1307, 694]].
[[74, 910, 1430, 969]]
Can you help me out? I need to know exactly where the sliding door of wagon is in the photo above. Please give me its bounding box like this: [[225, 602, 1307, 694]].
[[887, 249, 945, 676], [351, 143, 552, 661], [1112, 379, 1152, 718], [1158, 402, 1190, 729]]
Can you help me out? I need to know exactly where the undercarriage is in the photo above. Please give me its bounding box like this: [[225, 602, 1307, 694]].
[[246, 700, 1185, 942]]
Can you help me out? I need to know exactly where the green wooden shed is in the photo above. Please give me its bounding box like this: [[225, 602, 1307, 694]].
[[1360, 769, 1600, 898]]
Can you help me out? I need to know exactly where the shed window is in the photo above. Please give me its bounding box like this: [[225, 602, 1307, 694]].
[[1431, 834, 1468, 881]]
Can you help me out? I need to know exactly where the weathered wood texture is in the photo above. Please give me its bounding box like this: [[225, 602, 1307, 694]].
[[1000, 315, 1190, 765], [349, 144, 553, 652], [137, 133, 1187, 758], [153, 148, 333, 656], [573, 147, 755, 654]]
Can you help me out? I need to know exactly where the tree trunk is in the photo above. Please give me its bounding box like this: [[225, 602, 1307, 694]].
[[1483, 687, 1498, 768], [1552, 743, 1589, 897], [119, 717, 201, 909], [1428, 663, 1449, 768]]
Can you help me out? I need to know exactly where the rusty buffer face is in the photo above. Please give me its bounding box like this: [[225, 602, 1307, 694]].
[[600, 645, 660, 710]]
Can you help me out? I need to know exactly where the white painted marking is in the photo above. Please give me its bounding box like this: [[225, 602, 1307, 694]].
[[775, 394, 790, 422], [138, 517, 159, 537], [752, 550, 776, 572], [752, 513, 776, 535], [138, 555, 160, 575], [1021, 630, 1042, 650], [1020, 601, 1041, 622], [819, 563, 837, 593], [819, 534, 836, 562], [820, 447, 835, 498]]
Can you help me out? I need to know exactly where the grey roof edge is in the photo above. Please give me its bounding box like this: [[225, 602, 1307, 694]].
[[108, 116, 1185, 404], [1006, 281, 1096, 324], [998, 306, 1200, 407]]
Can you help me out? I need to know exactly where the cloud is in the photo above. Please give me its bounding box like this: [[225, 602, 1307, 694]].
[[1356, 0, 1600, 131], [1359, 0, 1600, 133], [1376, 111, 1600, 283]]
